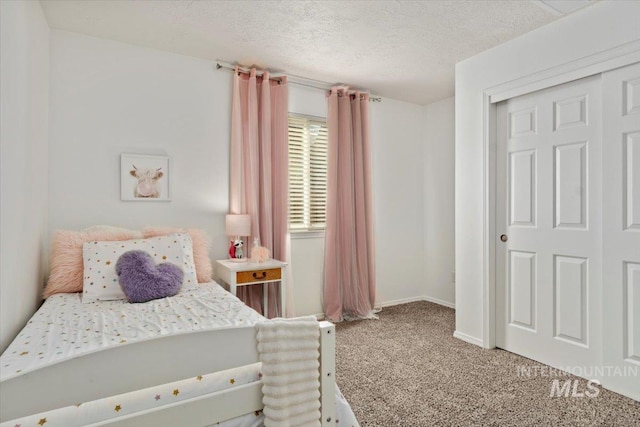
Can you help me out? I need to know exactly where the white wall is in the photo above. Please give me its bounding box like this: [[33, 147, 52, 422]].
[[424, 97, 455, 307], [49, 30, 428, 318], [455, 1, 640, 345], [49, 30, 231, 261], [0, 0, 50, 352], [290, 236, 325, 316], [370, 98, 426, 307]]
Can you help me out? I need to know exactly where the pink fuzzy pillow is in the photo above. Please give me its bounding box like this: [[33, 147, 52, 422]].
[[142, 227, 212, 283], [44, 228, 143, 298]]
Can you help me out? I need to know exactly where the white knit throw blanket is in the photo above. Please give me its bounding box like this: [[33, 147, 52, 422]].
[[256, 316, 321, 427]]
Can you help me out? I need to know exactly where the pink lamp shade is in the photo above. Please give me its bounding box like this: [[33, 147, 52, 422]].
[[226, 214, 251, 237]]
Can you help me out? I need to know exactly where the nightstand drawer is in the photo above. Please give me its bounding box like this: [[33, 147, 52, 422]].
[[236, 268, 281, 284]]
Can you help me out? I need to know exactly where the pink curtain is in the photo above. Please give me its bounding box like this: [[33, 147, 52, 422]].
[[324, 86, 376, 322], [230, 67, 292, 318]]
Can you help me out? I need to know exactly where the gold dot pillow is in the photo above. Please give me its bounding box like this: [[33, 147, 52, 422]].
[[82, 233, 197, 303]]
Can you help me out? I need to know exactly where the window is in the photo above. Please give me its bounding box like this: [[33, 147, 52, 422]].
[[288, 114, 328, 232]]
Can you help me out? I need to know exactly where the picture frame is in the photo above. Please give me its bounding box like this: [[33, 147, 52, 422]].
[[120, 154, 171, 201]]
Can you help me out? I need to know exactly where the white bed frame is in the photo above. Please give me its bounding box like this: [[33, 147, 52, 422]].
[[0, 322, 336, 426]]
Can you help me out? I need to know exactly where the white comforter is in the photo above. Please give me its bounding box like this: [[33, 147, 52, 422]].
[[1, 282, 263, 381], [0, 282, 360, 427]]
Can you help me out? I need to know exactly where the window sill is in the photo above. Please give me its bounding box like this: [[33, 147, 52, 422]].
[[290, 230, 325, 240]]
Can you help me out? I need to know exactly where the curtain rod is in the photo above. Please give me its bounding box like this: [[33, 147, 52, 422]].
[[215, 61, 382, 103]]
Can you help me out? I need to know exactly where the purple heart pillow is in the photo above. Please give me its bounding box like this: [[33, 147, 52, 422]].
[[115, 250, 184, 303]]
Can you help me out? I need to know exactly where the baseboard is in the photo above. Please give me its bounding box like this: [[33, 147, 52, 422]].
[[376, 296, 425, 310], [453, 330, 484, 347], [316, 295, 455, 319], [375, 295, 456, 311], [421, 295, 455, 309]]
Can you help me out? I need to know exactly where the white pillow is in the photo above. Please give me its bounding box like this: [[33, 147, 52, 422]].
[[82, 233, 198, 303]]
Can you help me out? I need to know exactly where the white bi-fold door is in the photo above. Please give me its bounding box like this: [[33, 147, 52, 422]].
[[497, 63, 640, 400], [496, 75, 602, 371]]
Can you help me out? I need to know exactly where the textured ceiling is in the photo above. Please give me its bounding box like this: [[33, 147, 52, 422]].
[[41, 1, 586, 105]]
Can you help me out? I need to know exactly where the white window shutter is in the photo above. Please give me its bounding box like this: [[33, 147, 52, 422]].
[[288, 115, 328, 231]]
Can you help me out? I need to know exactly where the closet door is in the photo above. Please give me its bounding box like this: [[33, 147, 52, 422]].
[[496, 75, 602, 373], [602, 62, 640, 400]]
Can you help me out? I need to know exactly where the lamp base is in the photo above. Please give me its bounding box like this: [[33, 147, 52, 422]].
[[229, 258, 248, 263]]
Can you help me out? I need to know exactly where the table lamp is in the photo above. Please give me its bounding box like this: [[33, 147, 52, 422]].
[[226, 214, 251, 262]]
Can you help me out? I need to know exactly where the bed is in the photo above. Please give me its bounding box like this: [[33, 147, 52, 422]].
[[0, 281, 357, 426]]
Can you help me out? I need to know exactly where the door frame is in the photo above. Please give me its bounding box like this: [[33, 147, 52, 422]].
[[480, 41, 640, 349]]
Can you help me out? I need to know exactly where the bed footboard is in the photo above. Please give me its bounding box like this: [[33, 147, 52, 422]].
[[319, 321, 336, 427], [0, 326, 259, 422], [0, 321, 338, 426]]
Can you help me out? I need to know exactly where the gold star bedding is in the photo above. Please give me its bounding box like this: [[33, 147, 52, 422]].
[[0, 282, 358, 427]]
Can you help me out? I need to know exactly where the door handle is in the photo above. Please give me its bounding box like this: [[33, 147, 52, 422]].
[[500, 234, 508, 242]]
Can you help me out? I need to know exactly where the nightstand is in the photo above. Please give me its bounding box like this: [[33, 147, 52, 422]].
[[215, 259, 287, 318]]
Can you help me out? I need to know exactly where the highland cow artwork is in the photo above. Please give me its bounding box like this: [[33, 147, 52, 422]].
[[121, 154, 170, 201]]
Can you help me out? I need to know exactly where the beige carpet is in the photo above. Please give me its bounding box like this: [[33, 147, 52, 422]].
[[334, 301, 640, 426]]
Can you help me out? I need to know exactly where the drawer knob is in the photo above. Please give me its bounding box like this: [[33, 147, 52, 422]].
[[252, 271, 267, 280]]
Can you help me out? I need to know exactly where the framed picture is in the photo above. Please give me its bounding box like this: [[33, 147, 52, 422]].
[[120, 154, 171, 201]]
